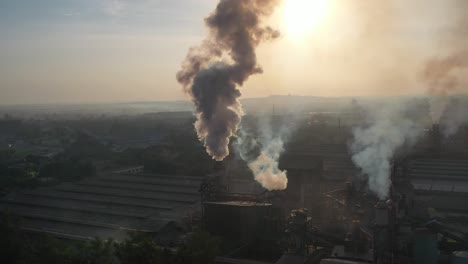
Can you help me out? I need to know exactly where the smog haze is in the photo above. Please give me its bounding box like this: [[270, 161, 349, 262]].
[[1, 0, 468, 105]]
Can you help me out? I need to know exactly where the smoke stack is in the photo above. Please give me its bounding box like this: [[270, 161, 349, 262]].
[[177, 0, 280, 161], [431, 123, 441, 152]]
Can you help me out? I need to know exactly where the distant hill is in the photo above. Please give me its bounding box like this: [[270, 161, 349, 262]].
[[0, 95, 449, 119]]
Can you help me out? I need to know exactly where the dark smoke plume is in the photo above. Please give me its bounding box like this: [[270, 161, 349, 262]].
[[423, 51, 468, 95], [177, 0, 279, 161], [422, 51, 468, 122], [421, 1, 468, 123]]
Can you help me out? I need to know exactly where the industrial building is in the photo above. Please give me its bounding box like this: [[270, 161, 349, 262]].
[[0, 172, 202, 241], [202, 122, 468, 264], [2, 117, 468, 263]]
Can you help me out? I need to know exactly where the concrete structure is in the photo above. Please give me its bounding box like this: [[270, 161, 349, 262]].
[[279, 153, 323, 211], [278, 144, 357, 214], [204, 201, 272, 244]]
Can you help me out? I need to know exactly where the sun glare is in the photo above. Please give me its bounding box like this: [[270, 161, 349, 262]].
[[282, 0, 331, 38]]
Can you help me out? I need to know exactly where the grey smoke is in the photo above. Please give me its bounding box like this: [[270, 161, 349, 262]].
[[422, 51, 468, 122], [439, 97, 468, 138], [351, 99, 428, 199], [176, 0, 279, 161], [422, 1, 468, 129], [235, 116, 289, 191]]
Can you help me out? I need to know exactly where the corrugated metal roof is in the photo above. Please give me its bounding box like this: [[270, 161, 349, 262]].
[[0, 173, 201, 241], [409, 159, 468, 181], [412, 179, 468, 193]]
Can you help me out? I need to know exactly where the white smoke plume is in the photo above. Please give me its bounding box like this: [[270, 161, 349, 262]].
[[428, 97, 448, 123], [439, 97, 468, 138], [351, 99, 427, 199], [235, 116, 289, 191], [176, 0, 280, 161], [247, 137, 288, 190]]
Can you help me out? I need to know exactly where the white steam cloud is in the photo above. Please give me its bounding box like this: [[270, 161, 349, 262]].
[[351, 100, 428, 199], [235, 117, 288, 190]]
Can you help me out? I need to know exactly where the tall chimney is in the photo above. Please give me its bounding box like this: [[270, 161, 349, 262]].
[[431, 123, 441, 152]]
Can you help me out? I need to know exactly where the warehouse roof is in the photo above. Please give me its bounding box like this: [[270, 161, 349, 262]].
[[0, 173, 202, 241]]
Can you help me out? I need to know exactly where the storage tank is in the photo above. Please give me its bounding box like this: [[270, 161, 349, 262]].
[[413, 228, 438, 264]]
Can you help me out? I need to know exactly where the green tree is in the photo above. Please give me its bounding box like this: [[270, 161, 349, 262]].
[[115, 232, 162, 264], [38, 158, 96, 182], [175, 230, 221, 264], [73, 238, 117, 264], [30, 236, 76, 264], [0, 212, 24, 264], [0, 165, 38, 193]]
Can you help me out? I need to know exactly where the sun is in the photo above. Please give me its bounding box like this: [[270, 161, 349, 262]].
[[282, 0, 331, 38]]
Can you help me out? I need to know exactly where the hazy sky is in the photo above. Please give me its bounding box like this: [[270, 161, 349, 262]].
[[0, 0, 466, 104]]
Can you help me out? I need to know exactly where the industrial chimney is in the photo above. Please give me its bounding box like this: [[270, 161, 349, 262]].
[[431, 123, 442, 153]]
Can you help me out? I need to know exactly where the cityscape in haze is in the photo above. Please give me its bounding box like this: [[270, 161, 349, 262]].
[[1, 1, 468, 264]]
